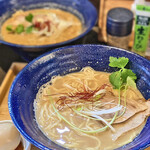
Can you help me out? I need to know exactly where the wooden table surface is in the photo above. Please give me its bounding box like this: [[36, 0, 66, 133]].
[[0, 62, 39, 150]]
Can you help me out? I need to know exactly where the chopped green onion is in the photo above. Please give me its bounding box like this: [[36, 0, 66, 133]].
[[25, 13, 33, 22], [26, 26, 34, 33], [6, 25, 13, 32], [76, 107, 82, 111], [15, 24, 24, 34], [94, 95, 101, 101]]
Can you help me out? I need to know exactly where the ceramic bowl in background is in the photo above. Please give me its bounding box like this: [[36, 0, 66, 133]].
[[0, 0, 97, 61]]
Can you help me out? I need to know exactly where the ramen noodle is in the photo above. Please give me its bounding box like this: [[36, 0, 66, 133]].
[[1, 9, 82, 45], [34, 67, 150, 150]]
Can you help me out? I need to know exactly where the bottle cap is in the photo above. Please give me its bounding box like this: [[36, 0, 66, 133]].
[[107, 7, 133, 36]]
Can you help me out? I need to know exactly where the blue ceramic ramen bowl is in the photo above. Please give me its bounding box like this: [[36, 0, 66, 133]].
[[9, 44, 150, 150], [0, 0, 97, 61]]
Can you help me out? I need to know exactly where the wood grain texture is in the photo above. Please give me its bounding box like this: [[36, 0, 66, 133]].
[[0, 62, 40, 150], [0, 63, 26, 149]]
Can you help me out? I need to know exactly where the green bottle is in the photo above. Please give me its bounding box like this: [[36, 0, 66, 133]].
[[133, 5, 150, 56]]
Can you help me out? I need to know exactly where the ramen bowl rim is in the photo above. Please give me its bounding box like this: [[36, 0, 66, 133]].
[[8, 44, 150, 150]]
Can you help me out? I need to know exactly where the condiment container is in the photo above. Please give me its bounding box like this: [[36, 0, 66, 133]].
[[132, 5, 150, 56], [106, 7, 134, 49]]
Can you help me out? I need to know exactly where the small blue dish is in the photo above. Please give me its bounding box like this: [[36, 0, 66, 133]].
[[8, 45, 150, 150], [0, 0, 97, 61]]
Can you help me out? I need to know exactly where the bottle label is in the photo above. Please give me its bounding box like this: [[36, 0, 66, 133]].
[[133, 5, 150, 52]]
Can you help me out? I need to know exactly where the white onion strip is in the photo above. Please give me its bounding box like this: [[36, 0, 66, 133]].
[[80, 105, 123, 116], [92, 115, 115, 132], [93, 89, 106, 97]]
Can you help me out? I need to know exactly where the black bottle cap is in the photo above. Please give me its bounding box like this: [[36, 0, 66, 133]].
[[107, 7, 133, 36]]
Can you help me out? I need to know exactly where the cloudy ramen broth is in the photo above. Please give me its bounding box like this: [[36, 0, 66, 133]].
[[1, 9, 82, 45], [34, 67, 150, 150]]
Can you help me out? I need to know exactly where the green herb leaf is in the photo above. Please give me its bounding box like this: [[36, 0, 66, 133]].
[[6, 25, 13, 32], [121, 69, 137, 84], [25, 13, 33, 22], [109, 57, 129, 69], [109, 56, 137, 90], [126, 76, 137, 89], [26, 26, 33, 33], [15, 24, 24, 34], [109, 71, 123, 89]]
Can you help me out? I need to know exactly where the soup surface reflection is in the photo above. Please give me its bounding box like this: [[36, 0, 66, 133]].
[[34, 67, 150, 150]]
